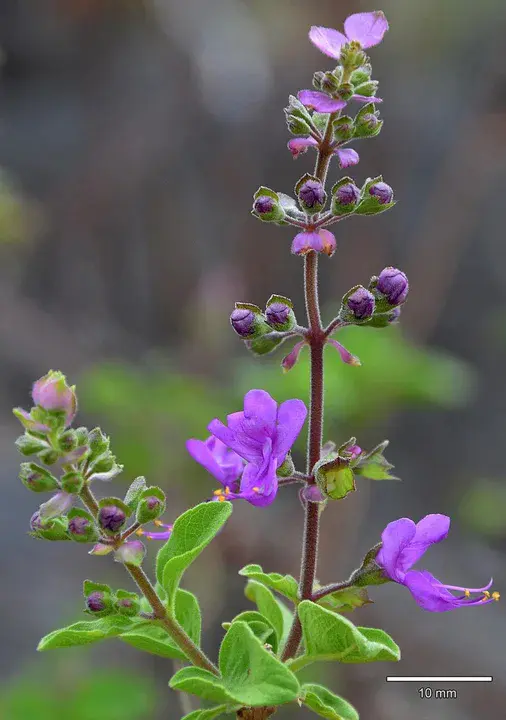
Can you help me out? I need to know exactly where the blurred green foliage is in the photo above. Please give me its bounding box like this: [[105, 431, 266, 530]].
[[1, 666, 157, 720], [80, 327, 473, 485], [459, 478, 506, 539]]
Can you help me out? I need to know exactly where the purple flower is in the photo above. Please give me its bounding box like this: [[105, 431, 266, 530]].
[[206, 390, 307, 506], [287, 137, 359, 169], [347, 286, 375, 320], [137, 520, 173, 541], [377, 267, 409, 305], [309, 12, 389, 58], [377, 515, 499, 611], [32, 371, 77, 427], [298, 89, 381, 114], [291, 229, 336, 257], [187, 436, 244, 490]]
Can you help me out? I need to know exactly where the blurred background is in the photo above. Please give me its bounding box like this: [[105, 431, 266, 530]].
[[1, 0, 506, 718]]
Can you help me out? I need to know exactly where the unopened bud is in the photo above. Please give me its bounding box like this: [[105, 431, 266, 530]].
[[115, 591, 140, 617], [252, 188, 285, 223], [31, 371, 77, 427], [376, 267, 408, 306], [331, 180, 360, 216], [298, 179, 326, 213], [333, 115, 354, 141], [68, 509, 99, 543], [98, 505, 127, 535], [136, 487, 166, 524], [115, 540, 146, 567], [346, 286, 375, 321], [265, 295, 296, 331], [369, 182, 393, 205], [86, 592, 107, 613], [336, 82, 353, 101], [15, 433, 49, 457], [230, 308, 255, 337], [58, 429, 77, 453], [19, 463, 59, 493], [60, 471, 84, 494]]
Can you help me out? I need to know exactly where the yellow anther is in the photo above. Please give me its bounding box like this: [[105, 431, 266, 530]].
[[252, 486, 260, 493], [464, 589, 470, 598], [217, 495, 225, 502], [483, 590, 491, 598], [492, 592, 500, 601], [225, 487, 231, 495], [147, 535, 153, 541], [213, 489, 223, 496], [136, 528, 144, 536], [154, 519, 163, 526]]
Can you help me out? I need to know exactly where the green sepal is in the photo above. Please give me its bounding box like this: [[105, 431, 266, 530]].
[[136, 486, 166, 524], [37, 449, 60, 465], [332, 115, 354, 141], [353, 103, 383, 139], [312, 112, 330, 134], [219, 621, 300, 706], [57, 429, 77, 453], [15, 433, 49, 456], [315, 585, 372, 613], [239, 564, 299, 603], [276, 453, 295, 477], [245, 334, 284, 356], [156, 501, 232, 607], [233, 302, 272, 339], [284, 94, 313, 123], [350, 65, 372, 86], [37, 615, 132, 650], [290, 601, 400, 672], [67, 508, 99, 542], [30, 515, 70, 541], [266, 294, 294, 310], [253, 186, 279, 202], [355, 176, 394, 216], [300, 683, 359, 720], [314, 453, 356, 501], [330, 176, 359, 217], [114, 590, 141, 617], [60, 470, 84, 494], [97, 496, 132, 517], [294, 172, 319, 197], [352, 440, 398, 481], [19, 462, 59, 492], [347, 543, 390, 588], [124, 476, 148, 511], [83, 580, 112, 597], [353, 80, 379, 98]]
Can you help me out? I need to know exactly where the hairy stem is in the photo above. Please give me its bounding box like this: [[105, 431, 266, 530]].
[[281, 113, 338, 663], [311, 579, 357, 602], [78, 485, 219, 675]]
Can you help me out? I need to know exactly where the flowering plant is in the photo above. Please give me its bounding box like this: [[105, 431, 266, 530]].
[[14, 12, 498, 720]]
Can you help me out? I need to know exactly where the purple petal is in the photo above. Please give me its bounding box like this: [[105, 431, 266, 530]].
[[344, 11, 389, 48], [328, 339, 361, 366], [376, 518, 417, 582], [335, 148, 359, 168], [187, 438, 228, 485], [239, 457, 278, 507], [318, 229, 337, 256], [291, 231, 324, 255], [207, 417, 258, 464], [244, 389, 278, 435], [38, 491, 73, 521], [397, 514, 450, 573], [226, 411, 265, 462], [273, 399, 307, 463], [403, 570, 495, 612], [288, 137, 318, 158], [353, 94, 383, 103], [308, 25, 348, 59], [281, 340, 306, 372], [13, 407, 51, 434], [298, 90, 347, 113]]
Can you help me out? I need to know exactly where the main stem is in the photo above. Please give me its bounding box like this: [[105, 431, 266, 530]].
[[79, 484, 219, 676], [281, 118, 336, 662]]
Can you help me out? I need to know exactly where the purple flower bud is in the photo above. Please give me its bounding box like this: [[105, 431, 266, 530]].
[[145, 496, 160, 511], [254, 196, 275, 215], [265, 303, 290, 327], [388, 307, 401, 323], [369, 181, 393, 205], [68, 515, 90, 536], [347, 287, 375, 320], [98, 505, 127, 534], [31, 371, 77, 427], [86, 591, 107, 613], [281, 340, 305, 373], [298, 179, 326, 212], [230, 308, 255, 338], [377, 267, 409, 305], [360, 113, 380, 132], [332, 182, 360, 216]]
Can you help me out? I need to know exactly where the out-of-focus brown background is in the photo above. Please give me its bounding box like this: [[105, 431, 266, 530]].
[[1, 0, 506, 718]]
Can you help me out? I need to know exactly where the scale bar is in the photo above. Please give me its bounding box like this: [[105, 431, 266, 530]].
[[386, 676, 492, 683]]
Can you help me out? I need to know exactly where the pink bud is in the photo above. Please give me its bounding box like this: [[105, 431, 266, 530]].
[[32, 371, 77, 426], [114, 540, 146, 566], [281, 341, 306, 372]]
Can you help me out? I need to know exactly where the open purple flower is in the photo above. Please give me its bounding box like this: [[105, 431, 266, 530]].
[[292, 228, 336, 257], [288, 137, 359, 168], [137, 520, 173, 541], [377, 515, 499, 611], [187, 436, 244, 492], [205, 390, 307, 506], [298, 89, 382, 114], [309, 12, 389, 58]]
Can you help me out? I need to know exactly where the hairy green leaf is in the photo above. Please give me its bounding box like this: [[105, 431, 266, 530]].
[[239, 564, 298, 602], [301, 683, 359, 720], [37, 616, 132, 651]]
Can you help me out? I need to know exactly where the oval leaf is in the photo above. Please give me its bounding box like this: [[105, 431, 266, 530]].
[[301, 683, 359, 720], [37, 616, 132, 651], [239, 564, 299, 602]]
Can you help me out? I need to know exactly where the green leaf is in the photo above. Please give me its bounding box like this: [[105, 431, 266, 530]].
[[181, 707, 233, 720], [37, 616, 132, 651], [239, 564, 299, 602], [120, 588, 201, 659], [222, 610, 277, 650], [316, 586, 372, 613], [290, 601, 400, 672], [244, 580, 285, 650], [301, 684, 359, 720], [219, 621, 300, 706], [170, 667, 235, 704], [156, 501, 232, 605]]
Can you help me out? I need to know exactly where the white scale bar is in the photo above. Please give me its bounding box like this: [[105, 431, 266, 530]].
[[386, 676, 492, 682]]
